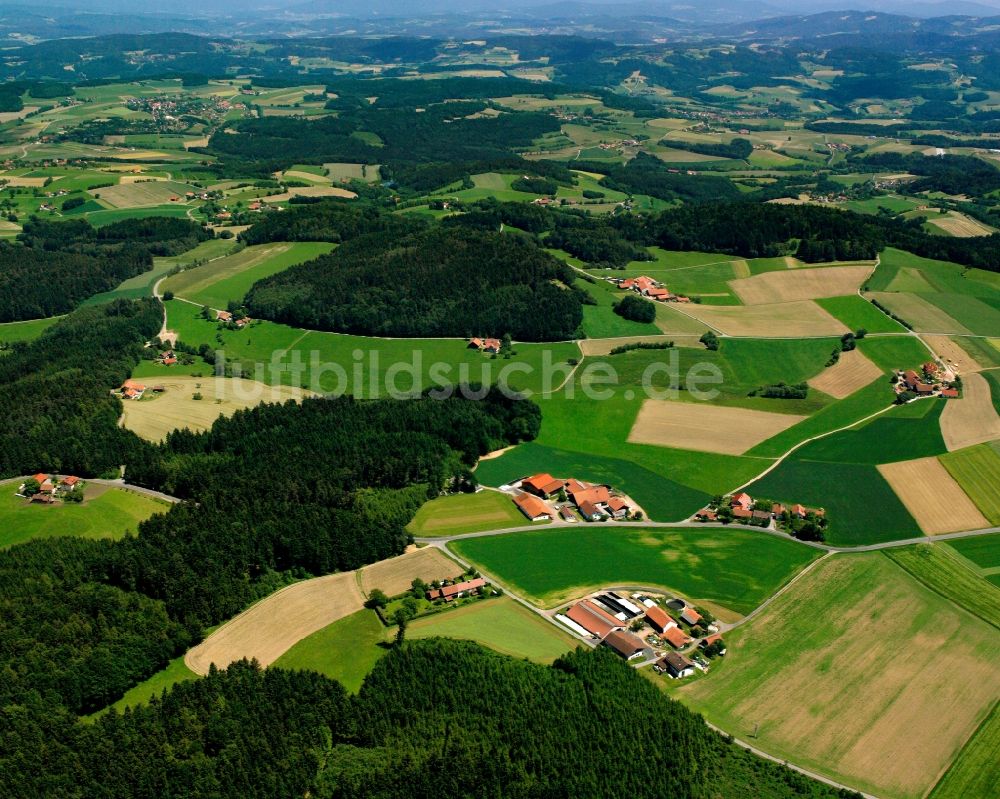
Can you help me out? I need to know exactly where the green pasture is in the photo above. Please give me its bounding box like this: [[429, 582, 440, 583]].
[[0, 316, 61, 344], [941, 446, 1000, 526], [0, 483, 168, 549], [815, 296, 907, 333], [450, 525, 819, 616], [88, 656, 197, 719], [407, 490, 529, 537]]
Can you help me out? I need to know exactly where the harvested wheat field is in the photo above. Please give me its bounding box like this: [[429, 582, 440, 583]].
[[808, 349, 884, 399], [878, 457, 988, 535], [927, 212, 995, 238], [359, 546, 463, 597], [867, 292, 971, 334], [677, 300, 848, 337], [677, 554, 1000, 799], [730, 265, 873, 305], [121, 375, 312, 441], [925, 335, 984, 373], [2, 176, 48, 187], [940, 372, 1000, 451], [96, 180, 196, 208], [263, 185, 357, 203], [628, 399, 806, 455], [185, 571, 364, 674]]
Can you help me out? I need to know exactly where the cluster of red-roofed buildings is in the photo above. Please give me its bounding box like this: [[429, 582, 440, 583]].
[[695, 490, 824, 529], [17, 473, 83, 504], [116, 379, 166, 401], [610, 275, 691, 304], [511, 472, 639, 523], [468, 337, 502, 354], [556, 590, 723, 678], [895, 362, 960, 400]]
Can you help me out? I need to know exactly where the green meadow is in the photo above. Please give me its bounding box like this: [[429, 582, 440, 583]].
[[941, 446, 1000, 526], [0, 483, 169, 549], [929, 702, 1000, 799], [407, 490, 529, 537], [815, 295, 907, 333], [450, 526, 818, 615], [748, 458, 921, 545], [0, 316, 61, 344], [162, 241, 335, 309], [88, 656, 198, 720]]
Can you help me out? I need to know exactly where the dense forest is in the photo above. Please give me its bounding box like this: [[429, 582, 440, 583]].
[[238, 200, 425, 246], [0, 216, 209, 322], [244, 226, 584, 340], [0, 642, 863, 799]]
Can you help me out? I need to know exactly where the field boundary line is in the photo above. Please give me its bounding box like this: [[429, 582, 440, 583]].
[[926, 699, 1000, 799]]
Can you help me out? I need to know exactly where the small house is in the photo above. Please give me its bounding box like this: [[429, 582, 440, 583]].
[[940, 387, 959, 399], [60, 476, 81, 489], [606, 496, 630, 519], [558, 505, 577, 523], [695, 508, 717, 522], [569, 484, 611, 508], [731, 492, 754, 513], [428, 577, 487, 602], [578, 500, 605, 522], [216, 310, 233, 323], [662, 626, 691, 649], [655, 652, 696, 679]]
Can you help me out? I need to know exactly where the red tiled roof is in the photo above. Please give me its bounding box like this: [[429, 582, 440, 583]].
[[571, 485, 611, 506], [732, 507, 752, 519], [438, 578, 486, 599], [522, 473, 564, 496], [731, 492, 753, 510], [645, 605, 676, 633], [513, 492, 552, 520], [579, 500, 604, 519], [680, 607, 702, 625], [566, 600, 621, 637], [606, 496, 629, 512], [663, 626, 689, 648], [940, 388, 959, 398], [602, 629, 646, 658], [122, 380, 145, 391], [61, 475, 80, 486], [31, 473, 48, 484]]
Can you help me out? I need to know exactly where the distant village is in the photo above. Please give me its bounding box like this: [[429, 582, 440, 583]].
[[557, 590, 726, 679], [508, 472, 643, 523]]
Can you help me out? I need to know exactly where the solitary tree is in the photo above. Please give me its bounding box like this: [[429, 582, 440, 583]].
[[366, 588, 389, 609]]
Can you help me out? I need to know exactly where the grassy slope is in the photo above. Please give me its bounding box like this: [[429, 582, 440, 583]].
[[929, 702, 1000, 799], [748, 458, 921, 545], [450, 526, 818, 615], [88, 656, 198, 720], [676, 553, 1000, 799], [0, 484, 168, 549], [164, 242, 335, 309], [941, 445, 1000, 525], [406, 490, 528, 536], [885, 543, 1000, 629], [0, 316, 61, 343], [274, 609, 388, 693], [408, 597, 577, 663], [815, 295, 906, 333]]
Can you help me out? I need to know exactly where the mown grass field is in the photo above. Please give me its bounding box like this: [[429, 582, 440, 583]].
[[407, 490, 529, 537], [450, 526, 818, 617], [273, 609, 387, 693], [408, 597, 577, 662], [88, 656, 198, 719], [0, 483, 168, 549], [160, 299, 581, 397], [0, 316, 60, 344], [928, 701, 1000, 799], [162, 242, 334, 309], [748, 458, 921, 545], [790, 399, 946, 464], [940, 445, 1000, 525], [948, 532, 1000, 588], [676, 553, 1000, 799], [885, 543, 1000, 629], [814, 295, 906, 333], [473, 441, 711, 521]]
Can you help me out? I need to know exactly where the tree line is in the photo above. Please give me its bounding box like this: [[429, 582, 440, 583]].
[[244, 226, 584, 340], [0, 216, 210, 322], [0, 641, 863, 799]]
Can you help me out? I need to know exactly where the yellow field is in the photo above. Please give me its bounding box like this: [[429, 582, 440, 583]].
[[185, 572, 364, 674], [263, 186, 357, 203], [120, 376, 312, 441], [940, 373, 1000, 451], [95, 180, 195, 208], [878, 457, 988, 535], [926, 335, 984, 373], [867, 292, 972, 334], [359, 546, 464, 597], [807, 349, 884, 399], [628, 398, 806, 455], [282, 169, 331, 184], [730, 265, 873, 305], [927, 212, 995, 238], [677, 554, 1000, 799], [676, 300, 848, 337]]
